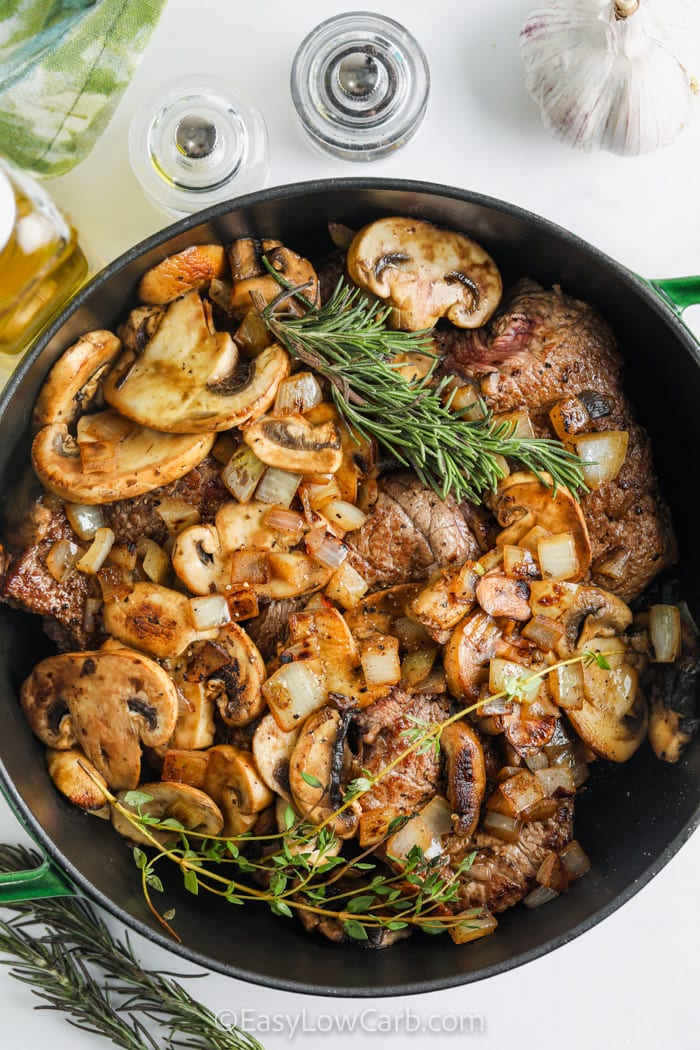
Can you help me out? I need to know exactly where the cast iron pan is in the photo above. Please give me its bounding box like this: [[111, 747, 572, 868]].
[[0, 179, 699, 996]]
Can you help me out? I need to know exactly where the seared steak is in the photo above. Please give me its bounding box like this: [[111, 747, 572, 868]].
[[346, 473, 482, 588], [436, 280, 676, 602], [447, 797, 574, 913]]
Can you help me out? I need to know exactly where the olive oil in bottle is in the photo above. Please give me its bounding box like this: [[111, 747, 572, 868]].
[[0, 157, 87, 365]]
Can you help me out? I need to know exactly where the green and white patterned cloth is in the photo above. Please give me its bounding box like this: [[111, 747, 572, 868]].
[[0, 0, 167, 177]]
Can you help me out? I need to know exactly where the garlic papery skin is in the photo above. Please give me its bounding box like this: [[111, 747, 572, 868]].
[[520, 0, 700, 156]]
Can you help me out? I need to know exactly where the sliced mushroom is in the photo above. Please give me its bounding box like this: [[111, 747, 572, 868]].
[[117, 305, 166, 353], [169, 678, 217, 751], [228, 238, 319, 317], [288, 706, 360, 838], [171, 523, 227, 595], [252, 714, 301, 801], [203, 623, 267, 727], [476, 573, 531, 621], [46, 747, 110, 816], [20, 650, 179, 790], [567, 686, 648, 763], [492, 471, 592, 582], [31, 330, 122, 431], [555, 585, 633, 658], [441, 722, 487, 836], [444, 611, 523, 700], [243, 413, 343, 474], [346, 217, 502, 330], [161, 748, 210, 788], [111, 781, 224, 845], [647, 654, 700, 763], [103, 291, 290, 433], [102, 582, 201, 660], [32, 410, 214, 505], [202, 744, 273, 835], [408, 563, 479, 640], [137, 244, 227, 304]]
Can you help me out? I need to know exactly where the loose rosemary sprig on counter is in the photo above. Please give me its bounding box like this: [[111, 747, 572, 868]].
[[259, 279, 588, 503], [97, 650, 613, 944], [0, 843, 264, 1050]]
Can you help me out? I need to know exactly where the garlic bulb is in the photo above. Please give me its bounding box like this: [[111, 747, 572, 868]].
[[520, 0, 700, 155]]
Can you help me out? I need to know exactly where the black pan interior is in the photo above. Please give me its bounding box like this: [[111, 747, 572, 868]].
[[1, 179, 698, 996]]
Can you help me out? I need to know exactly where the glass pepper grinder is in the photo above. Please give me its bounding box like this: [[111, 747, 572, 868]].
[[128, 75, 270, 218], [290, 11, 430, 161]]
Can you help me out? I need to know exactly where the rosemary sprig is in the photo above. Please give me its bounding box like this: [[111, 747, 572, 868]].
[[98, 650, 613, 944], [260, 279, 587, 503], [0, 844, 264, 1050]]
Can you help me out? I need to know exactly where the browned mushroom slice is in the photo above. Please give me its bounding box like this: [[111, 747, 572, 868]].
[[476, 573, 531, 620], [46, 747, 110, 815], [137, 244, 227, 304], [243, 413, 343, 475], [567, 637, 647, 762], [20, 650, 179, 790], [252, 714, 301, 801], [203, 744, 274, 836], [102, 290, 290, 433], [492, 471, 592, 582], [202, 623, 267, 727], [288, 706, 360, 838], [228, 238, 319, 317], [32, 330, 123, 431], [117, 305, 166, 353], [32, 410, 214, 505], [102, 582, 201, 660], [554, 585, 633, 658], [111, 781, 224, 845], [346, 217, 502, 330], [441, 722, 487, 836], [444, 610, 523, 701]]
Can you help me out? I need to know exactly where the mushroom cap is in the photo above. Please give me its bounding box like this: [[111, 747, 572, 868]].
[[31, 410, 214, 505], [20, 650, 179, 790], [346, 216, 502, 331], [228, 238, 319, 317], [493, 471, 592, 582], [137, 244, 227, 304], [32, 330, 122, 432], [243, 413, 343, 474], [102, 582, 203, 660], [103, 290, 290, 433], [112, 781, 224, 845]]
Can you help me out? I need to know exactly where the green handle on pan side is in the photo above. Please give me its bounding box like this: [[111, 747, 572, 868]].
[[0, 856, 74, 903], [650, 275, 700, 314]]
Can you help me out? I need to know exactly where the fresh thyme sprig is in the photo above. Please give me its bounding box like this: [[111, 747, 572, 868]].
[[259, 279, 588, 503], [0, 844, 264, 1050], [94, 650, 614, 944]]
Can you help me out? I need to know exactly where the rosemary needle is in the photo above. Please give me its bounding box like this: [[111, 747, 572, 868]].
[[261, 279, 588, 503], [0, 844, 264, 1050]]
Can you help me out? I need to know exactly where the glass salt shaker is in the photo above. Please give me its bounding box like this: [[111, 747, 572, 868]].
[[290, 11, 430, 161], [128, 75, 270, 218]]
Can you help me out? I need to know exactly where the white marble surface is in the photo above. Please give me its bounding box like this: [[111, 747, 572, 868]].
[[2, 1, 700, 1046]]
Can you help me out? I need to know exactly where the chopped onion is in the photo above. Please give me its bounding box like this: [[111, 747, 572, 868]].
[[306, 532, 348, 570], [649, 603, 682, 663], [568, 430, 629, 489], [393, 616, 432, 652], [300, 478, 342, 512], [76, 527, 115, 575], [420, 795, 454, 839], [96, 564, 134, 601], [496, 512, 536, 550], [479, 694, 514, 716], [528, 578, 579, 619], [502, 543, 539, 579], [211, 432, 238, 465], [446, 382, 486, 420], [536, 852, 569, 892], [274, 372, 323, 415], [400, 645, 438, 687], [551, 748, 590, 789], [155, 497, 201, 533], [535, 765, 576, 798], [521, 614, 565, 652], [83, 595, 103, 633], [537, 531, 579, 581], [487, 770, 544, 817], [489, 658, 540, 703], [136, 538, 170, 584], [230, 549, 270, 586], [476, 548, 503, 574], [361, 634, 401, 686], [523, 884, 559, 909], [519, 797, 559, 823], [448, 909, 498, 945], [324, 561, 369, 609], [221, 445, 267, 502], [559, 839, 591, 880], [209, 276, 233, 311], [495, 765, 524, 783], [548, 396, 590, 442], [255, 466, 302, 507], [107, 543, 137, 571], [264, 506, 306, 538], [385, 813, 440, 862], [226, 588, 259, 621], [233, 308, 271, 356], [46, 538, 81, 583], [322, 499, 368, 533], [518, 524, 551, 557], [549, 660, 585, 710], [482, 810, 523, 843], [592, 546, 631, 580], [189, 594, 231, 631], [524, 750, 549, 772], [64, 503, 105, 541], [493, 408, 535, 440], [267, 552, 317, 589], [263, 658, 327, 732]]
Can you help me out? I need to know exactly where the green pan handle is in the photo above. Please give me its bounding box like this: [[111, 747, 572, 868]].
[[650, 276, 700, 314], [0, 854, 75, 903]]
